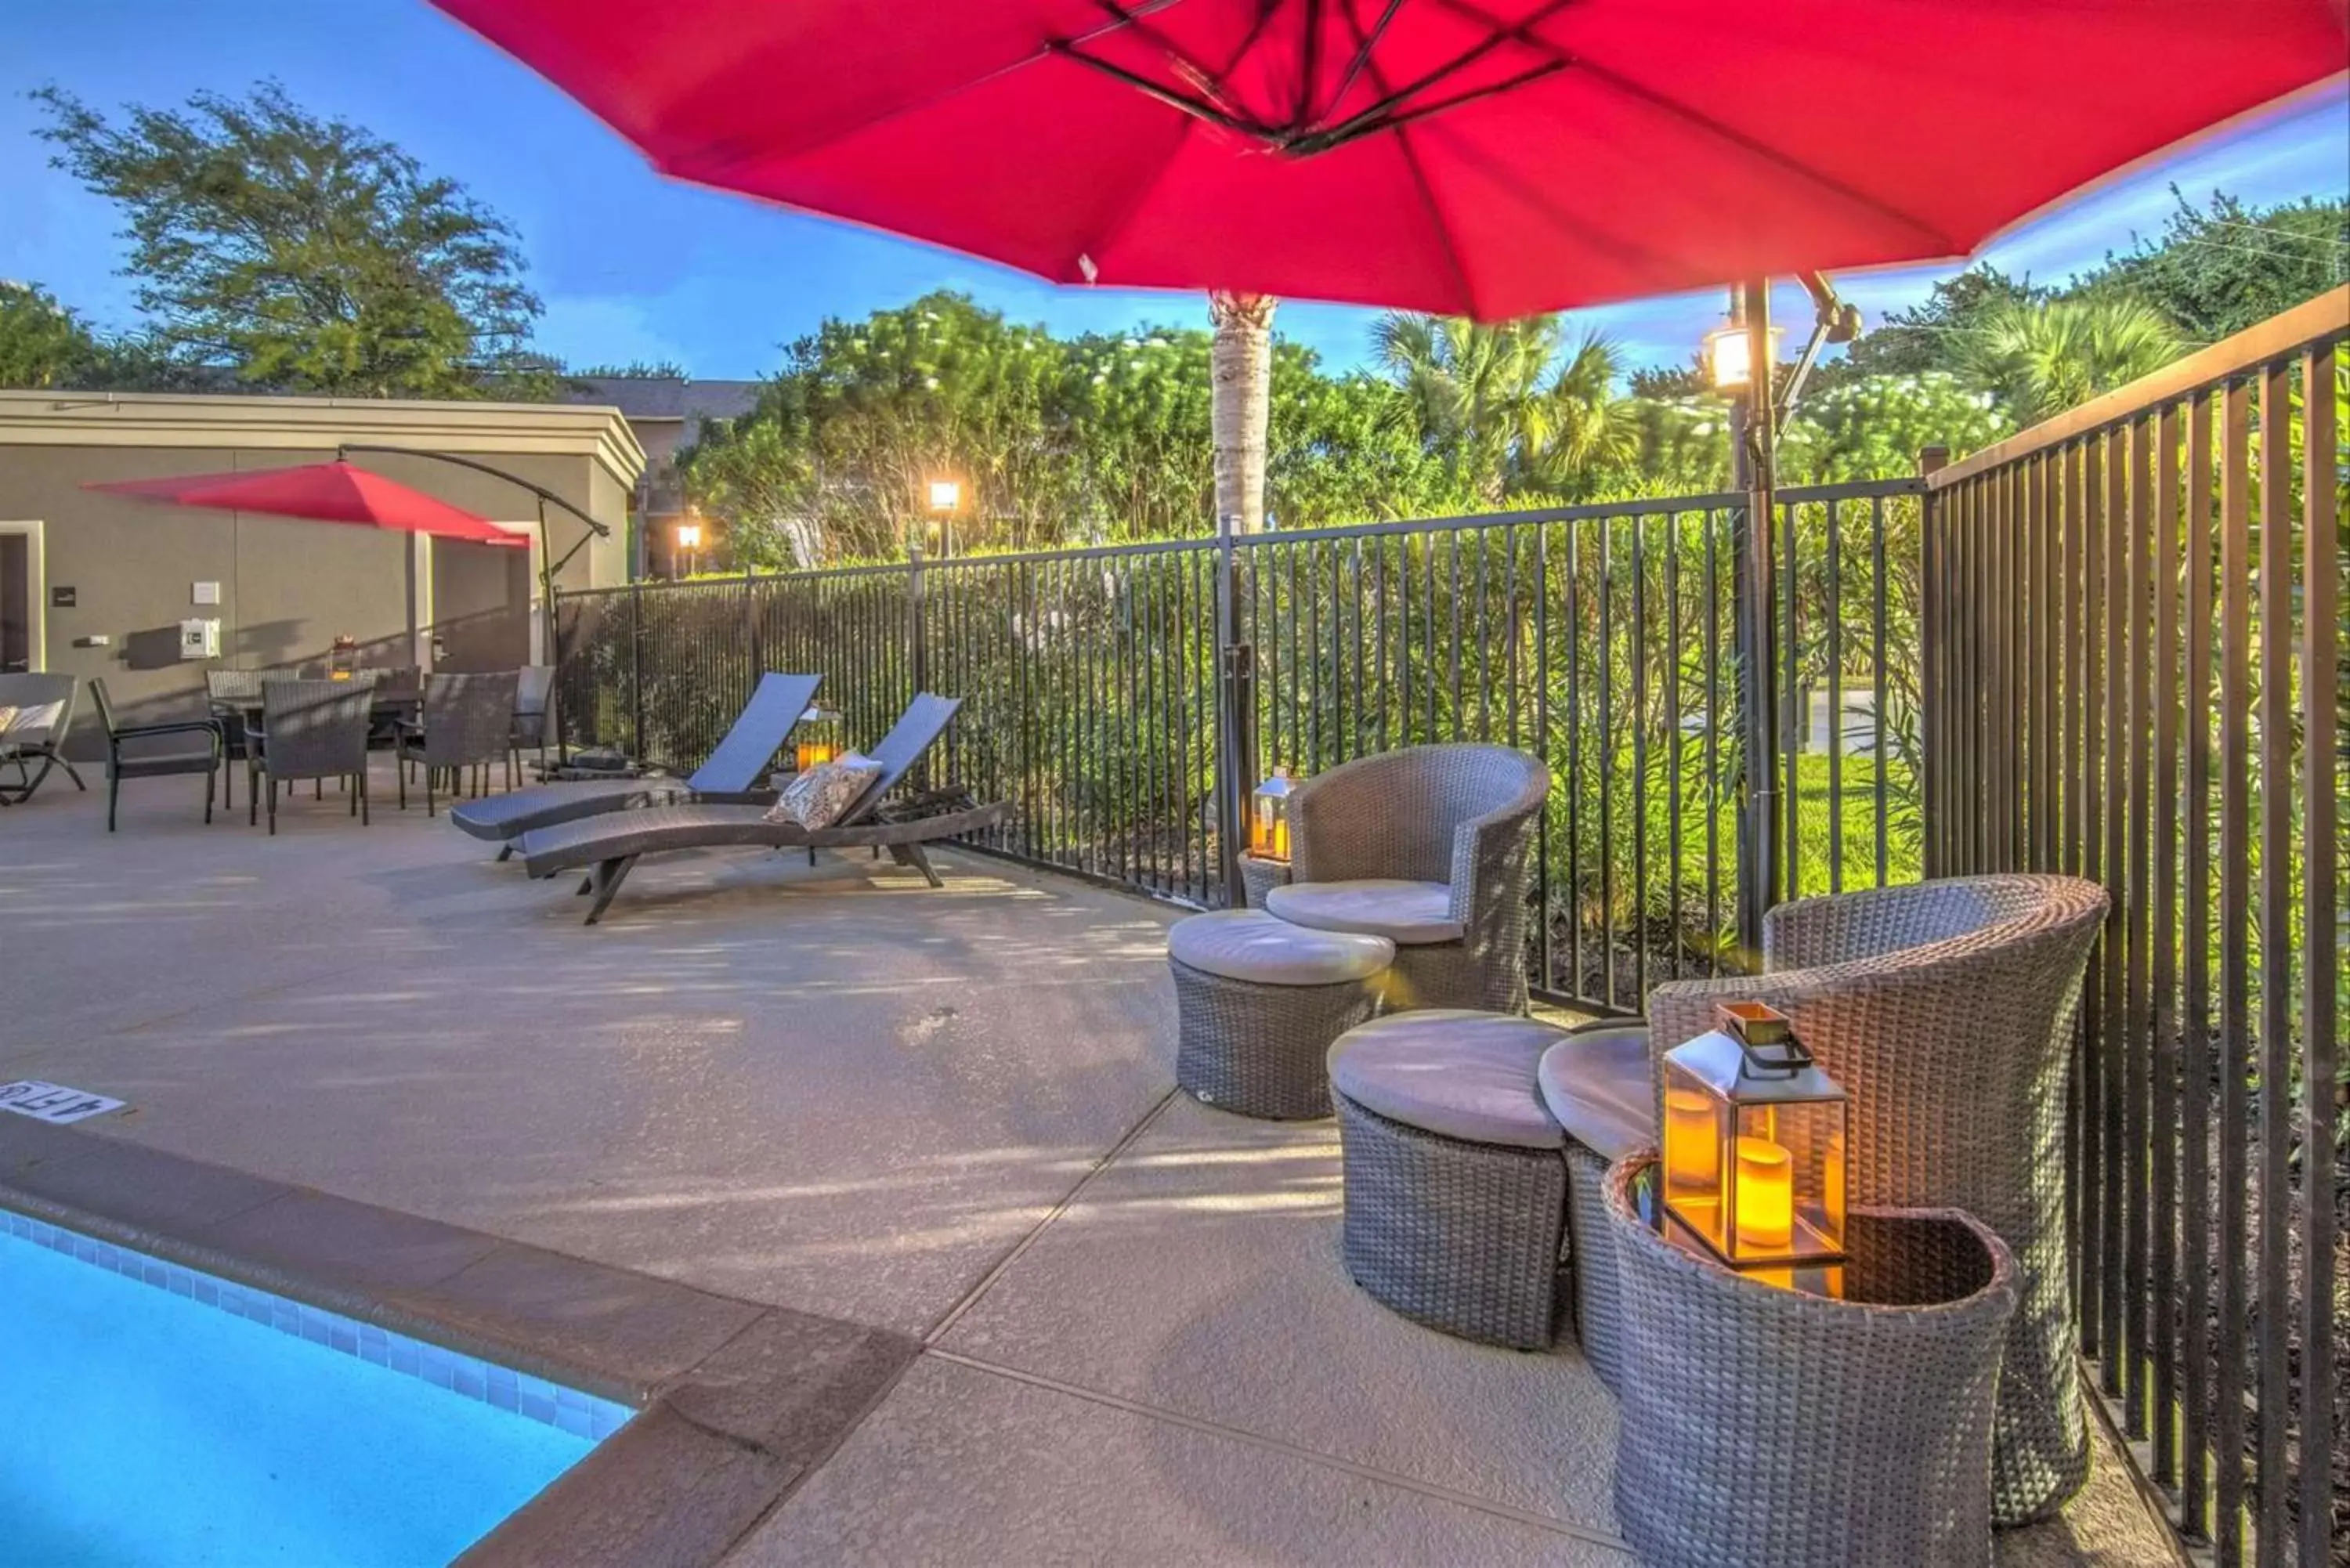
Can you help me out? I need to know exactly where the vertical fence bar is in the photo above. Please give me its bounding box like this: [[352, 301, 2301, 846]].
[[2251, 359, 2291, 1567], [2179, 385, 2215, 1545], [2214, 371, 2251, 1568]]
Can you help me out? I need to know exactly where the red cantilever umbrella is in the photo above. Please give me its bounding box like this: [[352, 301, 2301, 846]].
[[89, 460, 527, 547], [436, 0, 2344, 319]]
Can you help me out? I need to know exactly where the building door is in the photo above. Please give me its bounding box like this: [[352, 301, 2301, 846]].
[[0, 522, 40, 674]]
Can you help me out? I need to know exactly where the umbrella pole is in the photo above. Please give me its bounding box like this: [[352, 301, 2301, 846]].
[[1732, 277, 1781, 957]]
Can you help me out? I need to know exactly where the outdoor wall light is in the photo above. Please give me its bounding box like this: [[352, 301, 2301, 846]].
[[927, 479, 960, 513], [1660, 1002, 1848, 1282], [1249, 765, 1296, 862], [674, 522, 703, 551]]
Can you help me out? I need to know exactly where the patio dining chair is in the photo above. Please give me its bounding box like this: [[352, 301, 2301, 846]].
[[89, 677, 222, 831], [1262, 743, 1549, 1013], [248, 678, 374, 833], [0, 673, 86, 806], [508, 663, 556, 787], [1638, 873, 2109, 1526], [398, 670, 521, 816]]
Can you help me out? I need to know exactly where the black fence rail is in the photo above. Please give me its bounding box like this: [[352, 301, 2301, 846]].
[[1924, 287, 2345, 1567], [553, 478, 1922, 1017]]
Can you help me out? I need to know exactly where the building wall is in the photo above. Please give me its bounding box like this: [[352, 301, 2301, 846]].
[[0, 391, 642, 751]]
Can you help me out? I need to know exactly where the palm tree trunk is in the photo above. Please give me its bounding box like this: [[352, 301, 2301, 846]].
[[1209, 291, 1276, 533]]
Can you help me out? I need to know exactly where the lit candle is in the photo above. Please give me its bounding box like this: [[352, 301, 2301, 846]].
[[1664, 1089, 1719, 1192], [1267, 814, 1289, 861], [1734, 1136, 1794, 1252]]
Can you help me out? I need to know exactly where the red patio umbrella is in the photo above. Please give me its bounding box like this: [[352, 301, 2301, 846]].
[[434, 0, 2344, 319], [89, 460, 528, 547]]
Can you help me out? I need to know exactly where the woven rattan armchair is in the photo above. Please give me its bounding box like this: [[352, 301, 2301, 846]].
[[1282, 744, 1548, 1012], [249, 679, 374, 833], [400, 670, 520, 815], [1642, 873, 2108, 1525]]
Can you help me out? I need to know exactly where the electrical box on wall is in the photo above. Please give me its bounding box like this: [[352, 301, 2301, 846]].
[[178, 618, 221, 660]]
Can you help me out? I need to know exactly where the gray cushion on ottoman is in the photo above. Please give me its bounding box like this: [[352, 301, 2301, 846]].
[[1535, 1023, 1655, 1161], [1168, 910, 1394, 985], [1265, 879, 1465, 945], [1325, 1010, 1566, 1149]]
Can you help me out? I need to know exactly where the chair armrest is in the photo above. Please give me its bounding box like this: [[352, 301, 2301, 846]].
[[116, 718, 225, 742], [1445, 783, 1546, 931]]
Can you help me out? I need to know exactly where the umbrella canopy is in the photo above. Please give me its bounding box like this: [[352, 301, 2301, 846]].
[[89, 461, 527, 547], [436, 0, 2343, 320]]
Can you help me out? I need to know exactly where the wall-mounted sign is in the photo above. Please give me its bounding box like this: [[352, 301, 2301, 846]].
[[0, 1079, 126, 1124], [50, 586, 75, 609], [193, 581, 221, 605]]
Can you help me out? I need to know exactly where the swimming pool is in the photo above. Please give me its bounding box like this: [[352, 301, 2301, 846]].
[[0, 1209, 631, 1566]]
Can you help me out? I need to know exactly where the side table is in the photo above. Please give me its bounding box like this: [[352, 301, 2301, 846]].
[[1604, 1155, 2018, 1568], [1237, 853, 1291, 909]]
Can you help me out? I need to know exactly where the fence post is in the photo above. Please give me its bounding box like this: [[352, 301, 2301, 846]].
[[629, 577, 645, 764], [1917, 446, 1948, 879], [1213, 514, 1253, 909], [907, 545, 928, 697]]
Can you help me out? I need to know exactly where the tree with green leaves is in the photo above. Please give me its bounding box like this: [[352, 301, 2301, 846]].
[[2075, 187, 2348, 341], [0, 281, 107, 388], [1956, 294, 2185, 424], [33, 81, 547, 399], [1372, 313, 1632, 501]]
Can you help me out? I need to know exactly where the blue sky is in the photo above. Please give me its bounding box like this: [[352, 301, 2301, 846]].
[[4, 0, 2345, 381]]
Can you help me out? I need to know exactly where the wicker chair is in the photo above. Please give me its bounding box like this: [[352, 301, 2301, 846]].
[[1266, 744, 1547, 1013], [509, 663, 555, 786], [399, 671, 521, 815], [1641, 873, 2108, 1525], [249, 679, 374, 833], [1603, 1157, 2018, 1568], [204, 669, 268, 811]]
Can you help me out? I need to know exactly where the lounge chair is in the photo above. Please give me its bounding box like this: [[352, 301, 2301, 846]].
[[516, 693, 1003, 924], [0, 674, 86, 806], [446, 671, 820, 857]]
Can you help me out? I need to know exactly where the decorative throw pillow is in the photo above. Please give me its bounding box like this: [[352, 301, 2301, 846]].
[[765, 750, 884, 829]]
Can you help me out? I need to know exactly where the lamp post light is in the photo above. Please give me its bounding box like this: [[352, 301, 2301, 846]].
[[1713, 280, 1782, 958], [674, 520, 703, 579], [925, 478, 961, 559]]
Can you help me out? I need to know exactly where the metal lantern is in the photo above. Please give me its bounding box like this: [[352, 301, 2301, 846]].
[[1661, 1001, 1848, 1272], [1249, 765, 1295, 863]]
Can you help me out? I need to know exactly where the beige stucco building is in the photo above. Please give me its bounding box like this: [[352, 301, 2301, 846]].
[[0, 388, 643, 744]]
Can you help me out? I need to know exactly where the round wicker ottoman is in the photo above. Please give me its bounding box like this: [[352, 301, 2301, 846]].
[[1603, 1157, 2019, 1568], [1534, 1021, 1655, 1393], [1325, 1010, 1571, 1349], [1236, 853, 1292, 909], [1167, 911, 1393, 1119]]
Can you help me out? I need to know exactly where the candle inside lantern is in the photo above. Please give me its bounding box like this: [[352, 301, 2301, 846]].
[[1265, 813, 1289, 861], [1663, 1089, 1719, 1191], [1734, 1136, 1795, 1252], [796, 741, 837, 771]]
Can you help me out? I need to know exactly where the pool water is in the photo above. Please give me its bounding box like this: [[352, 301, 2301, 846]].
[[0, 1219, 617, 1566]]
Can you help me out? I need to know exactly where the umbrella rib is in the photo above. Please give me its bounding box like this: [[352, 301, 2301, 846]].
[[1086, 0, 1255, 121], [1049, 43, 1278, 137], [1324, 0, 1407, 122], [1342, 4, 1480, 316], [1422, 0, 1958, 248]]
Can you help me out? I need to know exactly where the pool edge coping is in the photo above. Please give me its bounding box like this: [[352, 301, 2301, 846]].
[[0, 1115, 920, 1567]]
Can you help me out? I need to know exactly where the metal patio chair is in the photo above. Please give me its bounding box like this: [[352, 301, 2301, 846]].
[[0, 673, 85, 806], [89, 677, 222, 831]]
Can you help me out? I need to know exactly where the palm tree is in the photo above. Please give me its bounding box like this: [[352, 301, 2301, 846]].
[[1959, 294, 2185, 424], [1373, 313, 1631, 500], [1209, 291, 1277, 533]]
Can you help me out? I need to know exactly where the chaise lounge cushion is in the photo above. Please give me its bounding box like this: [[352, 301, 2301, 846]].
[[1264, 879, 1464, 945], [448, 775, 684, 840], [1168, 910, 1393, 987], [1326, 1010, 1567, 1149], [1536, 1024, 1654, 1162]]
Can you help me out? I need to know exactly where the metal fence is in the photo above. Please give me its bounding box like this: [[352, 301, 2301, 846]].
[[553, 477, 1924, 1014], [1922, 287, 2345, 1567]]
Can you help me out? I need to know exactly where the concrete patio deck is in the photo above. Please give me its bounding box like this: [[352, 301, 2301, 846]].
[[0, 764, 2177, 1565]]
